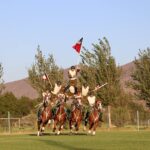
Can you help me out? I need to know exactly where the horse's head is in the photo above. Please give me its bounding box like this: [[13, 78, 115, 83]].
[[95, 99, 102, 110], [58, 93, 65, 101], [43, 95, 51, 107], [56, 101, 66, 115]]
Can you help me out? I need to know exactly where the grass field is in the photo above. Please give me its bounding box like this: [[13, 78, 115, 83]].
[[0, 131, 150, 150]]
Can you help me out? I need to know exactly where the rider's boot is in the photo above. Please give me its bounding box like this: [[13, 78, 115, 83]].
[[83, 112, 89, 131], [52, 107, 56, 119], [99, 112, 104, 122], [37, 108, 42, 121]]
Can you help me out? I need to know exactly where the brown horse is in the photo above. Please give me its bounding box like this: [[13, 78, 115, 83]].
[[37, 101, 52, 136], [88, 100, 101, 135], [69, 101, 82, 134], [53, 101, 67, 135]]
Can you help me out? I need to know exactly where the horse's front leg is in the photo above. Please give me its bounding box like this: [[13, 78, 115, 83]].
[[75, 121, 80, 134], [41, 122, 46, 133], [69, 119, 73, 133], [37, 120, 41, 136], [88, 122, 94, 134], [92, 121, 98, 135], [57, 121, 63, 135], [76, 115, 82, 132], [53, 120, 57, 133]]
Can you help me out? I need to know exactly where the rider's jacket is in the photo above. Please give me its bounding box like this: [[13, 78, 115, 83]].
[[51, 83, 62, 95], [81, 86, 89, 97], [87, 95, 96, 107], [42, 92, 51, 101], [68, 69, 77, 80]]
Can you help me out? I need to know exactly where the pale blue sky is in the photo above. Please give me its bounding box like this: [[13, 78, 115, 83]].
[[0, 0, 150, 82]]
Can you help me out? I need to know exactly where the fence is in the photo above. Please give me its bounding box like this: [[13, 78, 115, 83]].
[[0, 112, 36, 134], [0, 110, 150, 134]]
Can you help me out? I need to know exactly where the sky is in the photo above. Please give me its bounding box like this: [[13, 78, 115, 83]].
[[0, 0, 150, 82]]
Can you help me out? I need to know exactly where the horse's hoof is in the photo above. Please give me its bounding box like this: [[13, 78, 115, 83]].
[[70, 129, 73, 133], [92, 131, 96, 135], [88, 130, 91, 134], [75, 131, 78, 134], [41, 127, 45, 132], [57, 131, 60, 135], [37, 131, 42, 136]]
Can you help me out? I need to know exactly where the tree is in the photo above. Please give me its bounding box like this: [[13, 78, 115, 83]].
[[80, 37, 122, 106], [0, 63, 4, 94], [131, 48, 150, 106], [28, 45, 63, 95], [0, 92, 36, 117]]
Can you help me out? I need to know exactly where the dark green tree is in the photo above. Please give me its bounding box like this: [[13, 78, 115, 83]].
[[131, 48, 150, 106], [0, 92, 36, 117], [80, 37, 122, 106], [28, 45, 64, 95]]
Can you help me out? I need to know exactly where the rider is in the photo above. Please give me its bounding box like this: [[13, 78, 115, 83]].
[[51, 81, 63, 98], [65, 65, 80, 96], [52, 91, 66, 118], [74, 90, 83, 110], [81, 82, 90, 102], [37, 90, 51, 121], [84, 91, 103, 130], [50, 81, 65, 117]]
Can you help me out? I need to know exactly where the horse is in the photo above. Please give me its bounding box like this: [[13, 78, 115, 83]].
[[69, 100, 82, 134], [52, 101, 67, 135], [88, 100, 101, 135], [37, 98, 53, 136]]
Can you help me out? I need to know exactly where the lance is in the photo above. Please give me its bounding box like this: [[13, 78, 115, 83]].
[[92, 82, 108, 92], [44, 72, 52, 88]]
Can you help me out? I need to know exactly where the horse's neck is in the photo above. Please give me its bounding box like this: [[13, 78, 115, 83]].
[[57, 105, 65, 114], [76, 107, 81, 114]]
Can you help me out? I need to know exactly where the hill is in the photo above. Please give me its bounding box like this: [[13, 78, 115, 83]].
[[120, 61, 135, 93], [2, 78, 39, 99], [2, 62, 135, 99]]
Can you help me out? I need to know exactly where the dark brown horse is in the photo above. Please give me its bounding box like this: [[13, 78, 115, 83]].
[[69, 101, 82, 134], [53, 101, 67, 135], [37, 101, 52, 136], [88, 100, 101, 135]]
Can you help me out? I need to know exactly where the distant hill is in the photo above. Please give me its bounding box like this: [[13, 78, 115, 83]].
[[3, 78, 39, 99], [120, 61, 135, 93], [3, 62, 135, 99]]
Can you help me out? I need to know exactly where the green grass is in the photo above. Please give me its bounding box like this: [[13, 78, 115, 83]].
[[0, 131, 150, 150]]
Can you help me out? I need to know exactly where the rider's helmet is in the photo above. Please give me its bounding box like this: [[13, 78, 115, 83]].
[[57, 80, 62, 86], [89, 91, 94, 96], [70, 65, 75, 70], [83, 82, 88, 87]]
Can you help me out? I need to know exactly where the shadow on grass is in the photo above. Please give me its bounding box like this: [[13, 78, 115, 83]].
[[38, 139, 94, 150], [29, 132, 87, 136]]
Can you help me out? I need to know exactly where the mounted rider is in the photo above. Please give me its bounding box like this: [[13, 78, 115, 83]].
[[51, 81, 63, 101], [65, 65, 80, 96], [37, 90, 51, 121], [50, 81, 66, 118], [81, 82, 90, 103], [84, 90, 103, 130], [73, 90, 83, 110]]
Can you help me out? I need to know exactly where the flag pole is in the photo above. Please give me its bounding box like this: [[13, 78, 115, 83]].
[[72, 37, 83, 67], [44, 72, 52, 88], [76, 53, 81, 67]]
